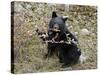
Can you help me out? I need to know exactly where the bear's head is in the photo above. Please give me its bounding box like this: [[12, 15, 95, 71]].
[[48, 11, 68, 41]]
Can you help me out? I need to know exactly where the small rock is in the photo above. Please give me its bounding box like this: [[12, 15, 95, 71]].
[[35, 25, 38, 28], [66, 23, 69, 27], [80, 28, 90, 35], [68, 25, 73, 29], [91, 33, 95, 36], [74, 32, 78, 35]]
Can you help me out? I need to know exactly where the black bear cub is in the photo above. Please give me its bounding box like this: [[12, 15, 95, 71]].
[[46, 11, 81, 67]]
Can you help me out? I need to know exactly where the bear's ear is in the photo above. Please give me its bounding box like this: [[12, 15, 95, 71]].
[[62, 16, 68, 22], [52, 11, 57, 18]]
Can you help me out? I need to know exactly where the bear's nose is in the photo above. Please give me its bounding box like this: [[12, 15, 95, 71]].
[[53, 24, 59, 29], [54, 26, 59, 29]]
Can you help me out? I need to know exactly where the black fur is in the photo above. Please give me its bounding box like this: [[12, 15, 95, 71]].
[[46, 11, 81, 67]]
